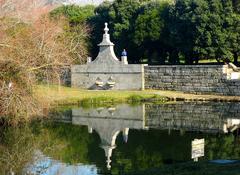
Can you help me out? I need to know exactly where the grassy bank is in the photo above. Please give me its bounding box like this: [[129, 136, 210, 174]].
[[35, 84, 240, 107], [36, 85, 240, 107], [35, 85, 168, 106]]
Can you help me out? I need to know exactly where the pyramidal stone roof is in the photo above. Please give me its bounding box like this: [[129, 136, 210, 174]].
[[91, 22, 120, 64]]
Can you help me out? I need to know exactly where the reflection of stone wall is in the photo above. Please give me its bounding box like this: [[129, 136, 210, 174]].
[[145, 65, 240, 96], [145, 102, 240, 133]]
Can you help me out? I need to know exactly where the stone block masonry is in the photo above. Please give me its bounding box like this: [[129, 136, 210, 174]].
[[145, 65, 240, 96]]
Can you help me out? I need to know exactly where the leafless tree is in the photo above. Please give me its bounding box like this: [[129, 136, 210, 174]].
[[0, 16, 89, 123]]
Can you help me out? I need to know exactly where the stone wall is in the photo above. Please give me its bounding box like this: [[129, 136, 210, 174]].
[[145, 65, 240, 96]]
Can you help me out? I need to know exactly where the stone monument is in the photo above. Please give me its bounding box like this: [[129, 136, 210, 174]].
[[71, 23, 144, 90]]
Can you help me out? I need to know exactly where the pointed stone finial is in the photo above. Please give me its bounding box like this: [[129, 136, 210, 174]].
[[97, 22, 119, 62], [104, 22, 109, 34], [106, 157, 111, 170]]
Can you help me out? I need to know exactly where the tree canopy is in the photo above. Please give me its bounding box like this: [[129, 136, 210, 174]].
[[168, 0, 238, 64], [51, 0, 239, 65]]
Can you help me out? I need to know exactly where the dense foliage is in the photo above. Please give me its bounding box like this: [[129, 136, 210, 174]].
[[51, 0, 240, 65]]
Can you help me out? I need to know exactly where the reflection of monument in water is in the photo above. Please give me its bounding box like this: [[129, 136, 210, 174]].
[[70, 102, 240, 169], [72, 104, 147, 169]]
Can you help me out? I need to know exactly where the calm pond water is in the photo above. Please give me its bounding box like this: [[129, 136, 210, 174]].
[[0, 102, 240, 175]]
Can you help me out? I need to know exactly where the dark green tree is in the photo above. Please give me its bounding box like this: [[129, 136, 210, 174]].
[[107, 0, 141, 63], [50, 5, 95, 24], [90, 0, 172, 64], [166, 0, 195, 64], [168, 0, 237, 64], [48, 0, 239, 65], [131, 1, 169, 64], [88, 1, 112, 58], [232, 0, 240, 13], [228, 5, 240, 65], [231, 0, 240, 65]]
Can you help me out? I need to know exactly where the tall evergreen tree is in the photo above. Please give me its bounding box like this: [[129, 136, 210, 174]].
[[168, 0, 236, 64], [131, 1, 169, 64], [232, 0, 240, 13]]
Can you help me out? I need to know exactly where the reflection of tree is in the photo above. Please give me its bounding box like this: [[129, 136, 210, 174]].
[[1, 122, 240, 174], [110, 130, 193, 174], [131, 146, 163, 170], [206, 134, 240, 160], [42, 122, 113, 173], [41, 122, 104, 165], [0, 125, 49, 174], [110, 130, 240, 175], [0, 122, 103, 174]]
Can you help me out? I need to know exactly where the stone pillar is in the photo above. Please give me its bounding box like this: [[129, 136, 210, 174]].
[[121, 49, 128, 64], [87, 57, 92, 64]]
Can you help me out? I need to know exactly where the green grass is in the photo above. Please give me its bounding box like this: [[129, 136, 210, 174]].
[[198, 59, 218, 63], [35, 84, 168, 106], [35, 84, 240, 107]]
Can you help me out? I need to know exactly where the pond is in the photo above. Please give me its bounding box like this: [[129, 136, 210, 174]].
[[0, 102, 240, 175]]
